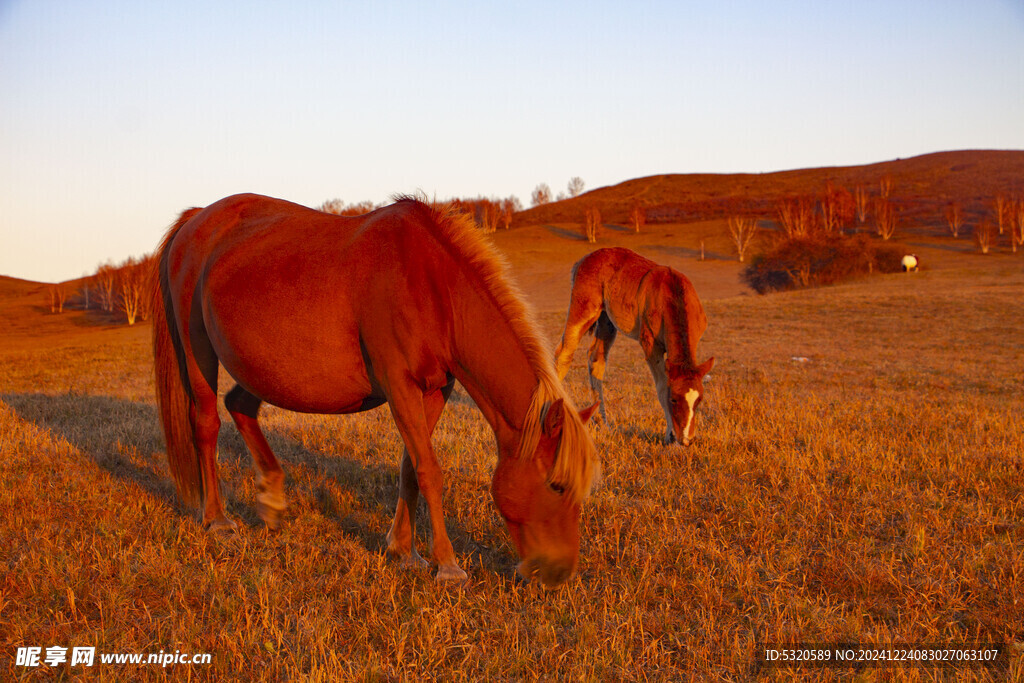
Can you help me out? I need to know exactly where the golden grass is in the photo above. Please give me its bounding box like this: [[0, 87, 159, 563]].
[[2, 258, 1023, 681]]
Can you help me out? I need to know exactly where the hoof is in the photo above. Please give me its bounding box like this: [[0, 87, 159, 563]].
[[256, 491, 287, 530], [435, 564, 468, 582], [205, 516, 238, 536], [386, 533, 430, 570], [398, 552, 430, 571], [663, 432, 677, 446]]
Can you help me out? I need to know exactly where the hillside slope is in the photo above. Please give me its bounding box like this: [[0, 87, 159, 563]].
[[515, 149, 1024, 232]]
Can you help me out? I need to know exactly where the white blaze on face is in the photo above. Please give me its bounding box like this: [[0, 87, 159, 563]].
[[682, 388, 700, 439]]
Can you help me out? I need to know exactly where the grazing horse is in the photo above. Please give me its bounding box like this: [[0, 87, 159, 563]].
[[901, 254, 919, 272], [555, 247, 714, 446], [152, 194, 599, 586]]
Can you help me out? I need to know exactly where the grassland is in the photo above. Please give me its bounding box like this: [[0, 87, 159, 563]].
[[3, 221, 1024, 678], [6, 149, 1024, 683]]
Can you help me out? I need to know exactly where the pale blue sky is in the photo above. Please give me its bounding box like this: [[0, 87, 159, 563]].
[[2, 0, 1022, 282]]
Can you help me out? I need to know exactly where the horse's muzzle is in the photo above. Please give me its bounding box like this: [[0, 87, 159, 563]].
[[517, 556, 575, 588]]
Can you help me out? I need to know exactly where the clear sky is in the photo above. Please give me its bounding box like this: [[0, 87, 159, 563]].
[[1, 0, 1022, 283]]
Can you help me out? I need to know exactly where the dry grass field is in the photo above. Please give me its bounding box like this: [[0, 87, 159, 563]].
[[3, 160, 1024, 680]]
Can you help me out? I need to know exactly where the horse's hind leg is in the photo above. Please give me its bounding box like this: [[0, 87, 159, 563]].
[[189, 368, 237, 533], [586, 311, 617, 424], [554, 284, 604, 381], [225, 385, 286, 530], [387, 378, 454, 571]]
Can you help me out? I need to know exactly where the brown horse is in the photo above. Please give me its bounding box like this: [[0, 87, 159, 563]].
[[152, 193, 598, 586], [555, 247, 714, 446]]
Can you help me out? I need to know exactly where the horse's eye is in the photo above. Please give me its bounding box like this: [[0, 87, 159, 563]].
[[549, 481, 566, 496]]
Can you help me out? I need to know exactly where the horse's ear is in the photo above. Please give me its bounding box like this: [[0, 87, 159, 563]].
[[577, 401, 600, 425], [543, 399, 565, 439], [697, 357, 715, 377]]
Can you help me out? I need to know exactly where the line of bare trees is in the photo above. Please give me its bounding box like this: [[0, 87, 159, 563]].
[[50, 255, 156, 325], [531, 177, 587, 207], [97, 256, 154, 325], [948, 193, 1024, 254], [448, 196, 521, 233], [319, 194, 523, 233], [778, 180, 884, 238], [318, 199, 381, 216]]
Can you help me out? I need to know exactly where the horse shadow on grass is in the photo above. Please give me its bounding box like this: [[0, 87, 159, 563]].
[[613, 422, 667, 447], [1, 391, 514, 578]]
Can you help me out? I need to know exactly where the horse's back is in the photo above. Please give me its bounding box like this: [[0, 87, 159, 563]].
[[165, 194, 452, 413], [573, 248, 693, 338]]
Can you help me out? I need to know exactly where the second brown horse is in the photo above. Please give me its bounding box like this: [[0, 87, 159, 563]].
[[555, 247, 714, 446]]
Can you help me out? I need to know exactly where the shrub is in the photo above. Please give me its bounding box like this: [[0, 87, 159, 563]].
[[742, 234, 904, 294], [873, 243, 906, 274]]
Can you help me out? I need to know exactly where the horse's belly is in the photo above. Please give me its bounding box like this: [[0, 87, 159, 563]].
[[604, 307, 640, 339], [222, 354, 381, 414], [211, 319, 381, 414]]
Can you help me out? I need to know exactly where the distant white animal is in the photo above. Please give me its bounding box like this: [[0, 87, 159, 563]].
[[901, 254, 919, 272]]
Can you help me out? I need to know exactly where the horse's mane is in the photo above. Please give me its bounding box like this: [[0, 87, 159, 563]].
[[395, 197, 599, 503], [661, 270, 706, 371]]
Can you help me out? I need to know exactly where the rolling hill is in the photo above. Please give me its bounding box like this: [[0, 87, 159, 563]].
[[515, 149, 1024, 233]]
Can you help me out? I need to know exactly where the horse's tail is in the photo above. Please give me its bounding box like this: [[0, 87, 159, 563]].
[[152, 207, 204, 508]]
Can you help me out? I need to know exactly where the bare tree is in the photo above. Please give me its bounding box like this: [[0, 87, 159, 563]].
[[975, 220, 996, 254], [78, 273, 93, 310], [945, 202, 963, 238], [500, 197, 518, 230], [117, 257, 148, 325], [1012, 198, 1024, 254], [531, 183, 552, 207], [47, 283, 67, 313], [854, 186, 870, 226], [94, 262, 117, 313], [727, 216, 759, 262], [778, 196, 816, 238], [994, 193, 1008, 235], [480, 200, 500, 233], [879, 174, 893, 199], [567, 177, 585, 198], [629, 200, 646, 233], [583, 206, 600, 244], [820, 183, 854, 234], [875, 198, 897, 240], [318, 198, 345, 214], [138, 254, 157, 322]]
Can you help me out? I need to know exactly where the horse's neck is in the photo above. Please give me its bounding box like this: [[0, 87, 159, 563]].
[[449, 282, 537, 442]]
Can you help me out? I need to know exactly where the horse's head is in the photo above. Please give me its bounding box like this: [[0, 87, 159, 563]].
[[666, 356, 715, 446], [491, 398, 599, 588]]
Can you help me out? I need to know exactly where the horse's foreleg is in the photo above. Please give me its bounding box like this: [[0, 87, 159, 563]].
[[645, 352, 675, 445], [586, 312, 617, 424], [225, 385, 286, 530], [386, 378, 460, 580], [386, 449, 428, 569]]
